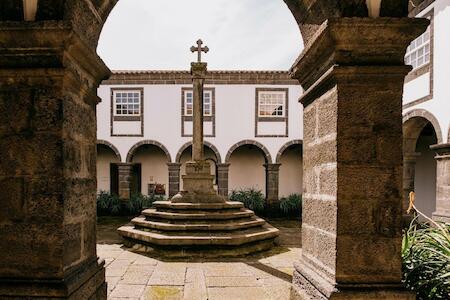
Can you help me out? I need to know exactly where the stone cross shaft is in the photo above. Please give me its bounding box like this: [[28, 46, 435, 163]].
[[190, 39, 209, 63], [190, 40, 208, 162]]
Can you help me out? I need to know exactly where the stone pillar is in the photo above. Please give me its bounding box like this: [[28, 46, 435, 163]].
[[168, 163, 182, 198], [0, 24, 110, 298], [265, 163, 281, 205], [403, 152, 421, 224], [431, 144, 450, 223], [191, 62, 207, 161], [117, 163, 133, 200], [289, 18, 428, 299], [217, 163, 230, 196]]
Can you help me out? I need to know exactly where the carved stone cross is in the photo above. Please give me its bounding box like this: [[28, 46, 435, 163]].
[[190, 39, 209, 63]]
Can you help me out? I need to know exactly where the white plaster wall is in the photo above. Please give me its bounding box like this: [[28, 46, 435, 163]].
[[113, 121, 141, 135], [97, 147, 120, 193], [97, 83, 303, 164], [131, 147, 169, 196], [279, 146, 303, 197], [415, 135, 437, 218], [257, 122, 286, 136], [403, 74, 430, 104], [228, 147, 266, 196]]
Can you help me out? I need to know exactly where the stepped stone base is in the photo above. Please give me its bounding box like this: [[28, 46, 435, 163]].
[[118, 200, 279, 258]]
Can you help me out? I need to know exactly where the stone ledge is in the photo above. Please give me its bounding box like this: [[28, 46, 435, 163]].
[[153, 201, 244, 210], [0, 259, 105, 299], [132, 216, 266, 231], [142, 208, 255, 220], [118, 224, 279, 246]]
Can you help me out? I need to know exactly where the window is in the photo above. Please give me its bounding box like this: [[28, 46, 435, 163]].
[[184, 90, 212, 116], [258, 91, 286, 117], [405, 24, 431, 70], [114, 91, 141, 116]]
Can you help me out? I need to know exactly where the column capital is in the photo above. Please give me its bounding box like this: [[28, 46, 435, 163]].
[[167, 162, 182, 168], [117, 163, 134, 169], [290, 18, 428, 91], [431, 143, 450, 157], [404, 152, 422, 162], [217, 163, 231, 169], [264, 163, 281, 171], [191, 62, 207, 78]]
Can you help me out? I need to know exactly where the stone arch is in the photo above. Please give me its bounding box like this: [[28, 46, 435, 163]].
[[126, 140, 172, 163], [97, 139, 122, 162], [403, 109, 443, 153], [175, 141, 222, 163], [225, 140, 272, 164], [448, 124, 450, 143], [276, 140, 303, 163]]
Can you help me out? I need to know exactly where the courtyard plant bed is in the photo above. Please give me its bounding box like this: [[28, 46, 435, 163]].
[[229, 188, 302, 219], [402, 195, 450, 299], [96, 191, 165, 217]]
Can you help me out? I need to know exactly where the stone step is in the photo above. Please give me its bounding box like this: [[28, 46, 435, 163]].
[[142, 208, 255, 220], [123, 237, 276, 259], [131, 216, 266, 231], [118, 224, 279, 246], [153, 201, 244, 210]]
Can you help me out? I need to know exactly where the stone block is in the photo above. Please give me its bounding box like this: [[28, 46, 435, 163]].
[[64, 222, 82, 267]]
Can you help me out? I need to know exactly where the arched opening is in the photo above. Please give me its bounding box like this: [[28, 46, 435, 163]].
[[278, 143, 303, 197], [228, 144, 269, 196], [96, 142, 121, 195], [403, 112, 441, 219], [414, 123, 437, 217], [127, 144, 171, 197], [0, 1, 423, 299], [177, 144, 220, 191]]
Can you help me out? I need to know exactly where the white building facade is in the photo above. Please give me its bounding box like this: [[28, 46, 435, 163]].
[[96, 0, 450, 221], [402, 0, 450, 222], [97, 71, 303, 203]]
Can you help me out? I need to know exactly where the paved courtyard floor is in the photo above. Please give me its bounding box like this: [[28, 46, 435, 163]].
[[97, 218, 301, 300]]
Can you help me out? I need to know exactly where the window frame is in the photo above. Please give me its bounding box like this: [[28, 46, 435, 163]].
[[113, 90, 142, 117], [257, 90, 287, 119], [181, 87, 216, 137], [183, 90, 213, 117], [405, 17, 431, 70]]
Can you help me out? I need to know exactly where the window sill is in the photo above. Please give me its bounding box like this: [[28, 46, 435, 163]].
[[258, 117, 286, 122], [113, 116, 141, 121], [405, 63, 430, 84]]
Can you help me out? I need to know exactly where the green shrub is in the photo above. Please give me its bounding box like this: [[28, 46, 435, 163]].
[[96, 191, 121, 216], [229, 188, 265, 213], [126, 193, 166, 216], [97, 191, 165, 216], [402, 217, 450, 299], [280, 194, 302, 218]]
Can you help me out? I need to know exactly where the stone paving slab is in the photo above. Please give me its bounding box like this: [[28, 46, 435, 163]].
[[98, 218, 301, 299]]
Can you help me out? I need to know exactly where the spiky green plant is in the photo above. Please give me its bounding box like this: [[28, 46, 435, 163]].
[[402, 195, 450, 299], [96, 191, 121, 216], [229, 188, 265, 213], [280, 194, 302, 218]]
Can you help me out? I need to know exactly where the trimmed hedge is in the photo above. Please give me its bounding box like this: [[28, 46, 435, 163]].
[[96, 191, 165, 216]]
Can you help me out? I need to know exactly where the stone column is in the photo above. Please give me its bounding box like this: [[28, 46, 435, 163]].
[[0, 24, 110, 298], [167, 163, 182, 198], [117, 163, 133, 200], [431, 144, 450, 223], [265, 163, 281, 205], [289, 18, 428, 299], [217, 163, 230, 196], [403, 152, 421, 224], [191, 62, 207, 161]]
